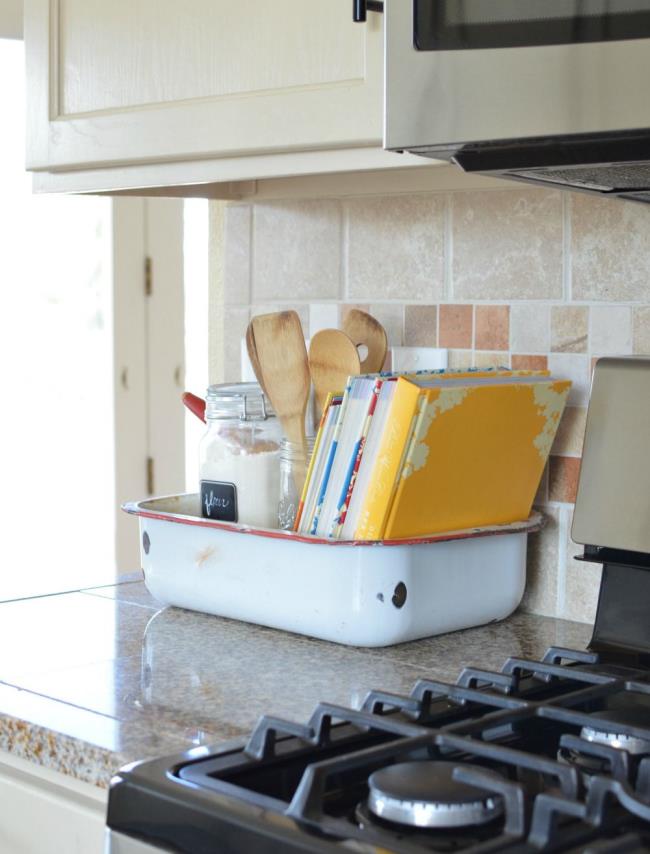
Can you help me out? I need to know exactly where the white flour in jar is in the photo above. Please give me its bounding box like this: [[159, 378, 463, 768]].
[[200, 430, 280, 528]]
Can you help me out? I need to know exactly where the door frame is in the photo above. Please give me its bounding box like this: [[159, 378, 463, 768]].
[[113, 197, 185, 574]]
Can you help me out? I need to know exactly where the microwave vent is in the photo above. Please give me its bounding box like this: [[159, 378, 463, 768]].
[[508, 163, 650, 193]]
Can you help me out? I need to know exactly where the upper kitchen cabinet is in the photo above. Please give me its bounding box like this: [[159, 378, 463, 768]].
[[24, 0, 426, 194]]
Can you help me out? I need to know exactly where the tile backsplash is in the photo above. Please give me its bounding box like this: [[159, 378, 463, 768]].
[[210, 185, 650, 625]]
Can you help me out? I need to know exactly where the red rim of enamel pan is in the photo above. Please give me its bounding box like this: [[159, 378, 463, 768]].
[[122, 495, 543, 548]]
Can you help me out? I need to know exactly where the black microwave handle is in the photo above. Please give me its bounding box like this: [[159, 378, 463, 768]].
[[353, 0, 384, 22]]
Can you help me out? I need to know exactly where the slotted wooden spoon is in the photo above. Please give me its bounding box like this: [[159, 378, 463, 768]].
[[342, 309, 388, 373], [247, 311, 311, 488], [308, 329, 361, 417]]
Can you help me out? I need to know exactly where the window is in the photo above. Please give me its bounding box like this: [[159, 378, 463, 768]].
[[0, 38, 198, 600]]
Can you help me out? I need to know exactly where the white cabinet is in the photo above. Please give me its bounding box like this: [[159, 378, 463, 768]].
[[25, 0, 416, 193], [0, 752, 106, 854]]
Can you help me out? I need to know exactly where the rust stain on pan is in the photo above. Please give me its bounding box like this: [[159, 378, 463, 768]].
[[195, 546, 216, 568]]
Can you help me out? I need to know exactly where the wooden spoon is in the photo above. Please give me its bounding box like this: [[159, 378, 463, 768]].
[[247, 311, 311, 488], [309, 329, 361, 417], [245, 323, 270, 399], [342, 309, 388, 373]]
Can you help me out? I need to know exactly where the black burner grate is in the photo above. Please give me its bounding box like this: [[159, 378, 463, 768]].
[[170, 647, 650, 852]]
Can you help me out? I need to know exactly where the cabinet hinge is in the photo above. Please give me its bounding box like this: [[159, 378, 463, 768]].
[[144, 256, 153, 296], [146, 456, 155, 494]]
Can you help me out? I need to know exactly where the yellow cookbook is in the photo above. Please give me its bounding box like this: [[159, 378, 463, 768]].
[[355, 374, 571, 540]]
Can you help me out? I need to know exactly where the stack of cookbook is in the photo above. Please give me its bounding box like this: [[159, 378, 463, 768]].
[[294, 367, 571, 540]]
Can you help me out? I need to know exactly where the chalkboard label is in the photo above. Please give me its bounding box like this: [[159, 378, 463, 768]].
[[200, 480, 238, 522]]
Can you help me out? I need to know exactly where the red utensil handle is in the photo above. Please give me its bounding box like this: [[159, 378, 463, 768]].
[[182, 391, 206, 423]]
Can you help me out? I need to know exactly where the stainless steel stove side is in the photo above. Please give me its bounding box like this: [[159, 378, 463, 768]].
[[384, 2, 650, 153], [572, 357, 650, 554]]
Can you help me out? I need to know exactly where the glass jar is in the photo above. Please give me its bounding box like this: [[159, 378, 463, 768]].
[[278, 436, 316, 530], [199, 383, 282, 528]]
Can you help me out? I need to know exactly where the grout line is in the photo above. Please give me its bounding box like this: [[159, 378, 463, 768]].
[[0, 678, 136, 724], [79, 591, 160, 611]]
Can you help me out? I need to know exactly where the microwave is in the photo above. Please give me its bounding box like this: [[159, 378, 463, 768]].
[[384, 1, 650, 203]]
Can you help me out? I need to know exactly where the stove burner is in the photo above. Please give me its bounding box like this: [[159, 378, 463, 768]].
[[581, 709, 650, 755], [367, 761, 504, 829]]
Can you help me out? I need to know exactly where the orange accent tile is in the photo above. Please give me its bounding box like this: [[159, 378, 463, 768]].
[[439, 304, 473, 349], [548, 456, 581, 504], [511, 354, 548, 371], [404, 305, 437, 347], [475, 305, 510, 351]]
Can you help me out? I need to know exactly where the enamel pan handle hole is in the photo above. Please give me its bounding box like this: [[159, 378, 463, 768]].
[[353, 0, 384, 23], [392, 582, 407, 609]]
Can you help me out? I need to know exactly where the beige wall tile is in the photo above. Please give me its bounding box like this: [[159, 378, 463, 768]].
[[346, 195, 445, 302], [548, 456, 581, 503], [473, 351, 510, 368], [447, 349, 473, 369], [520, 506, 559, 618], [475, 305, 509, 350], [510, 304, 550, 353], [309, 303, 339, 337], [369, 303, 404, 346], [452, 190, 563, 300], [404, 305, 437, 346], [253, 200, 342, 301], [222, 307, 250, 383], [223, 204, 251, 305], [589, 305, 632, 355], [551, 306, 588, 353], [552, 407, 587, 457], [633, 307, 650, 354], [547, 353, 591, 405], [572, 194, 650, 301], [511, 354, 548, 371], [439, 304, 472, 348]]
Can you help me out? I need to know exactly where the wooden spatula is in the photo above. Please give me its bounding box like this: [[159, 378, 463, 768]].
[[245, 323, 270, 399], [342, 309, 388, 374], [309, 329, 361, 417], [247, 312, 311, 486]]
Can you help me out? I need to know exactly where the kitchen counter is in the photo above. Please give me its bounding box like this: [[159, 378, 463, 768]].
[[0, 575, 592, 789]]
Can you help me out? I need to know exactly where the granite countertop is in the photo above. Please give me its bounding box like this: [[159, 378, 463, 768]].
[[0, 575, 592, 790]]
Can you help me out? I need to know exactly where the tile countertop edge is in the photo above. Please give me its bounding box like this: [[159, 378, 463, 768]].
[[0, 681, 250, 789], [0, 581, 594, 790], [0, 684, 125, 789]]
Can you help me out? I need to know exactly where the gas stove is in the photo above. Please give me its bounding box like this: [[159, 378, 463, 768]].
[[107, 357, 650, 853], [107, 644, 650, 853]]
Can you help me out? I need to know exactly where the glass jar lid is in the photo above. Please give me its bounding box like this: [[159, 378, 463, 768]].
[[205, 383, 274, 421]]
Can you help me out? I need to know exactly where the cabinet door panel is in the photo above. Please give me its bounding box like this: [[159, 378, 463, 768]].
[[59, 0, 364, 114], [26, 0, 382, 172]]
